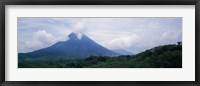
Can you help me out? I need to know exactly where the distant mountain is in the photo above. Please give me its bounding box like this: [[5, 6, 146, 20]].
[[113, 49, 133, 55], [19, 32, 119, 59]]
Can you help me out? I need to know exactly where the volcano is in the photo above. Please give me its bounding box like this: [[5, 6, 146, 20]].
[[18, 32, 119, 59]]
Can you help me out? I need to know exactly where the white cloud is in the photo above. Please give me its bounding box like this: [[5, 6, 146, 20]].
[[20, 30, 58, 53], [73, 19, 86, 32], [106, 34, 139, 49]]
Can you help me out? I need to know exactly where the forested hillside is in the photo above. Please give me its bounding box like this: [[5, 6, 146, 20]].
[[18, 44, 182, 68]]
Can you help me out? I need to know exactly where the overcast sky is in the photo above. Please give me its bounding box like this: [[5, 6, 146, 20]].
[[18, 18, 182, 54]]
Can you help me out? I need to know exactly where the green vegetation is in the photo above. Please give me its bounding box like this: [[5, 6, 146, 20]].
[[18, 44, 182, 68]]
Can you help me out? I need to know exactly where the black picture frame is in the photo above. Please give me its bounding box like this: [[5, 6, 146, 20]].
[[0, 0, 199, 86]]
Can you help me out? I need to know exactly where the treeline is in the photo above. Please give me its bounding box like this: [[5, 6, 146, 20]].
[[18, 44, 182, 68]]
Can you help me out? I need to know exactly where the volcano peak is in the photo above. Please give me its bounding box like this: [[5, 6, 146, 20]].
[[68, 32, 83, 40]]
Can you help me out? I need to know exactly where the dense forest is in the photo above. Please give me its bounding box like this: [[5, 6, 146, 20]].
[[18, 44, 182, 68]]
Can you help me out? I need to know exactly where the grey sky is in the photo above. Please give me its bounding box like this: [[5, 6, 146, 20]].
[[18, 18, 182, 54]]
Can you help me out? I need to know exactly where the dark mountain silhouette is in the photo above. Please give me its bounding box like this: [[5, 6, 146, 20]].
[[18, 32, 119, 59]]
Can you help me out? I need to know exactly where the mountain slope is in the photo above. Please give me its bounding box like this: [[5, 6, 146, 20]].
[[19, 32, 119, 59], [113, 49, 133, 55]]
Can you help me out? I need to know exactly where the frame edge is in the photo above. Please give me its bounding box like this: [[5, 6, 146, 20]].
[[0, 0, 5, 85], [195, 1, 200, 86], [0, 0, 199, 86]]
